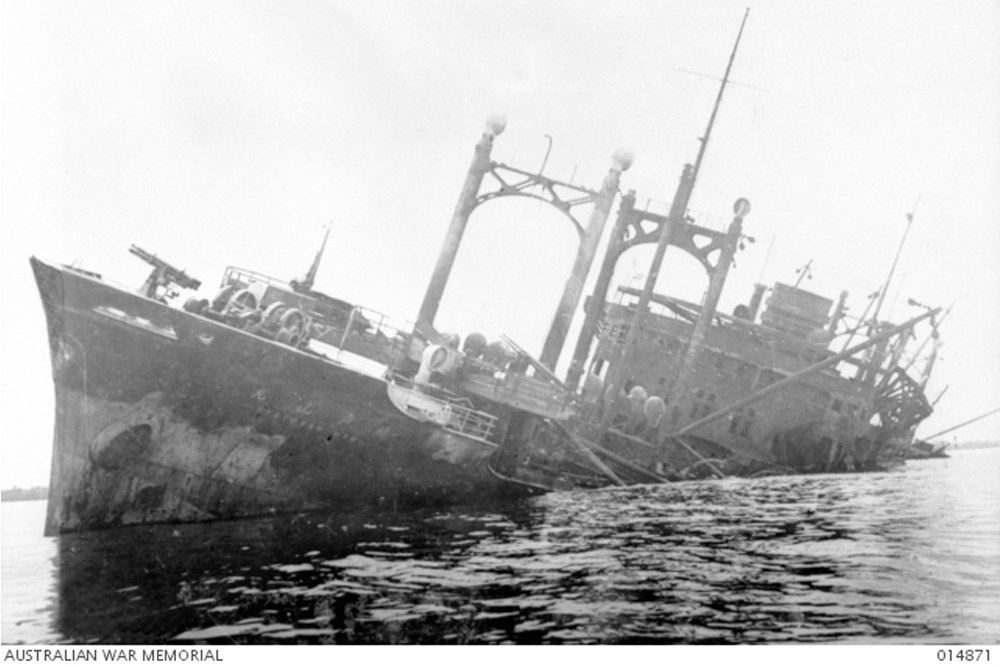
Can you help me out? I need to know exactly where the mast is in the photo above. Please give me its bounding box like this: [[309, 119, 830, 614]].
[[793, 259, 813, 288], [596, 10, 750, 431], [872, 201, 919, 323], [678, 7, 750, 216], [299, 222, 332, 292]]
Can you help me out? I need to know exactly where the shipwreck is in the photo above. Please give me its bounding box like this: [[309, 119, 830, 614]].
[[31, 13, 943, 533]]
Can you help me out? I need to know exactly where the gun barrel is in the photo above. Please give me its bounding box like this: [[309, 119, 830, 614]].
[[129, 245, 153, 261], [129, 245, 201, 290]]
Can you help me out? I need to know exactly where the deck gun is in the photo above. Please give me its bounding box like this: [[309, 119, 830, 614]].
[[129, 245, 201, 300]]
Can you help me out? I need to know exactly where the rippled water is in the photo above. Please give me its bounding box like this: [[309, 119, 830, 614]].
[[3, 448, 998, 644]]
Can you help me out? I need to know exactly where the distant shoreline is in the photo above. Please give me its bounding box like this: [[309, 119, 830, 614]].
[[1, 486, 49, 502], [945, 441, 1000, 451]]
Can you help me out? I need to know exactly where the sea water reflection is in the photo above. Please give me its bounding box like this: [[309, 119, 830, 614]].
[[5, 448, 999, 644]]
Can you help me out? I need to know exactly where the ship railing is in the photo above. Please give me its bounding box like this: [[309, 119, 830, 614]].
[[220, 266, 288, 290], [636, 196, 672, 218], [218, 269, 408, 337], [446, 403, 499, 443], [461, 371, 576, 421], [218, 266, 413, 353], [309, 306, 413, 368], [343, 306, 412, 345], [631, 198, 729, 233], [386, 373, 500, 444], [684, 208, 729, 233]]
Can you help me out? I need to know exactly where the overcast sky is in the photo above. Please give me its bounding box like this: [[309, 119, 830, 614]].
[[2, 0, 998, 488]]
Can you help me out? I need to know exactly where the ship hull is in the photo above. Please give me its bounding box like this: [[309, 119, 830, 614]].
[[32, 258, 517, 535]]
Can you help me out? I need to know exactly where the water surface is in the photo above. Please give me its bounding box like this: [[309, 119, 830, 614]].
[[2, 448, 997, 644]]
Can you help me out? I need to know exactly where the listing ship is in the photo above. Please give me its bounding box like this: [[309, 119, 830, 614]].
[[32, 13, 942, 533], [31, 236, 528, 535]]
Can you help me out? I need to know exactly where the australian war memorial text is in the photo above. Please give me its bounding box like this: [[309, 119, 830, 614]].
[[4, 650, 223, 663]]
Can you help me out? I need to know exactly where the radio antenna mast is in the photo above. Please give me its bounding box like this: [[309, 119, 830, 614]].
[[687, 8, 751, 196], [873, 195, 921, 322]]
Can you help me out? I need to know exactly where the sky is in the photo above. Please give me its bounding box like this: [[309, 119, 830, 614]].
[[2, 0, 999, 488]]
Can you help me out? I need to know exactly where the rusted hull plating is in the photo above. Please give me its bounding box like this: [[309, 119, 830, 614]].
[[32, 258, 515, 535]]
